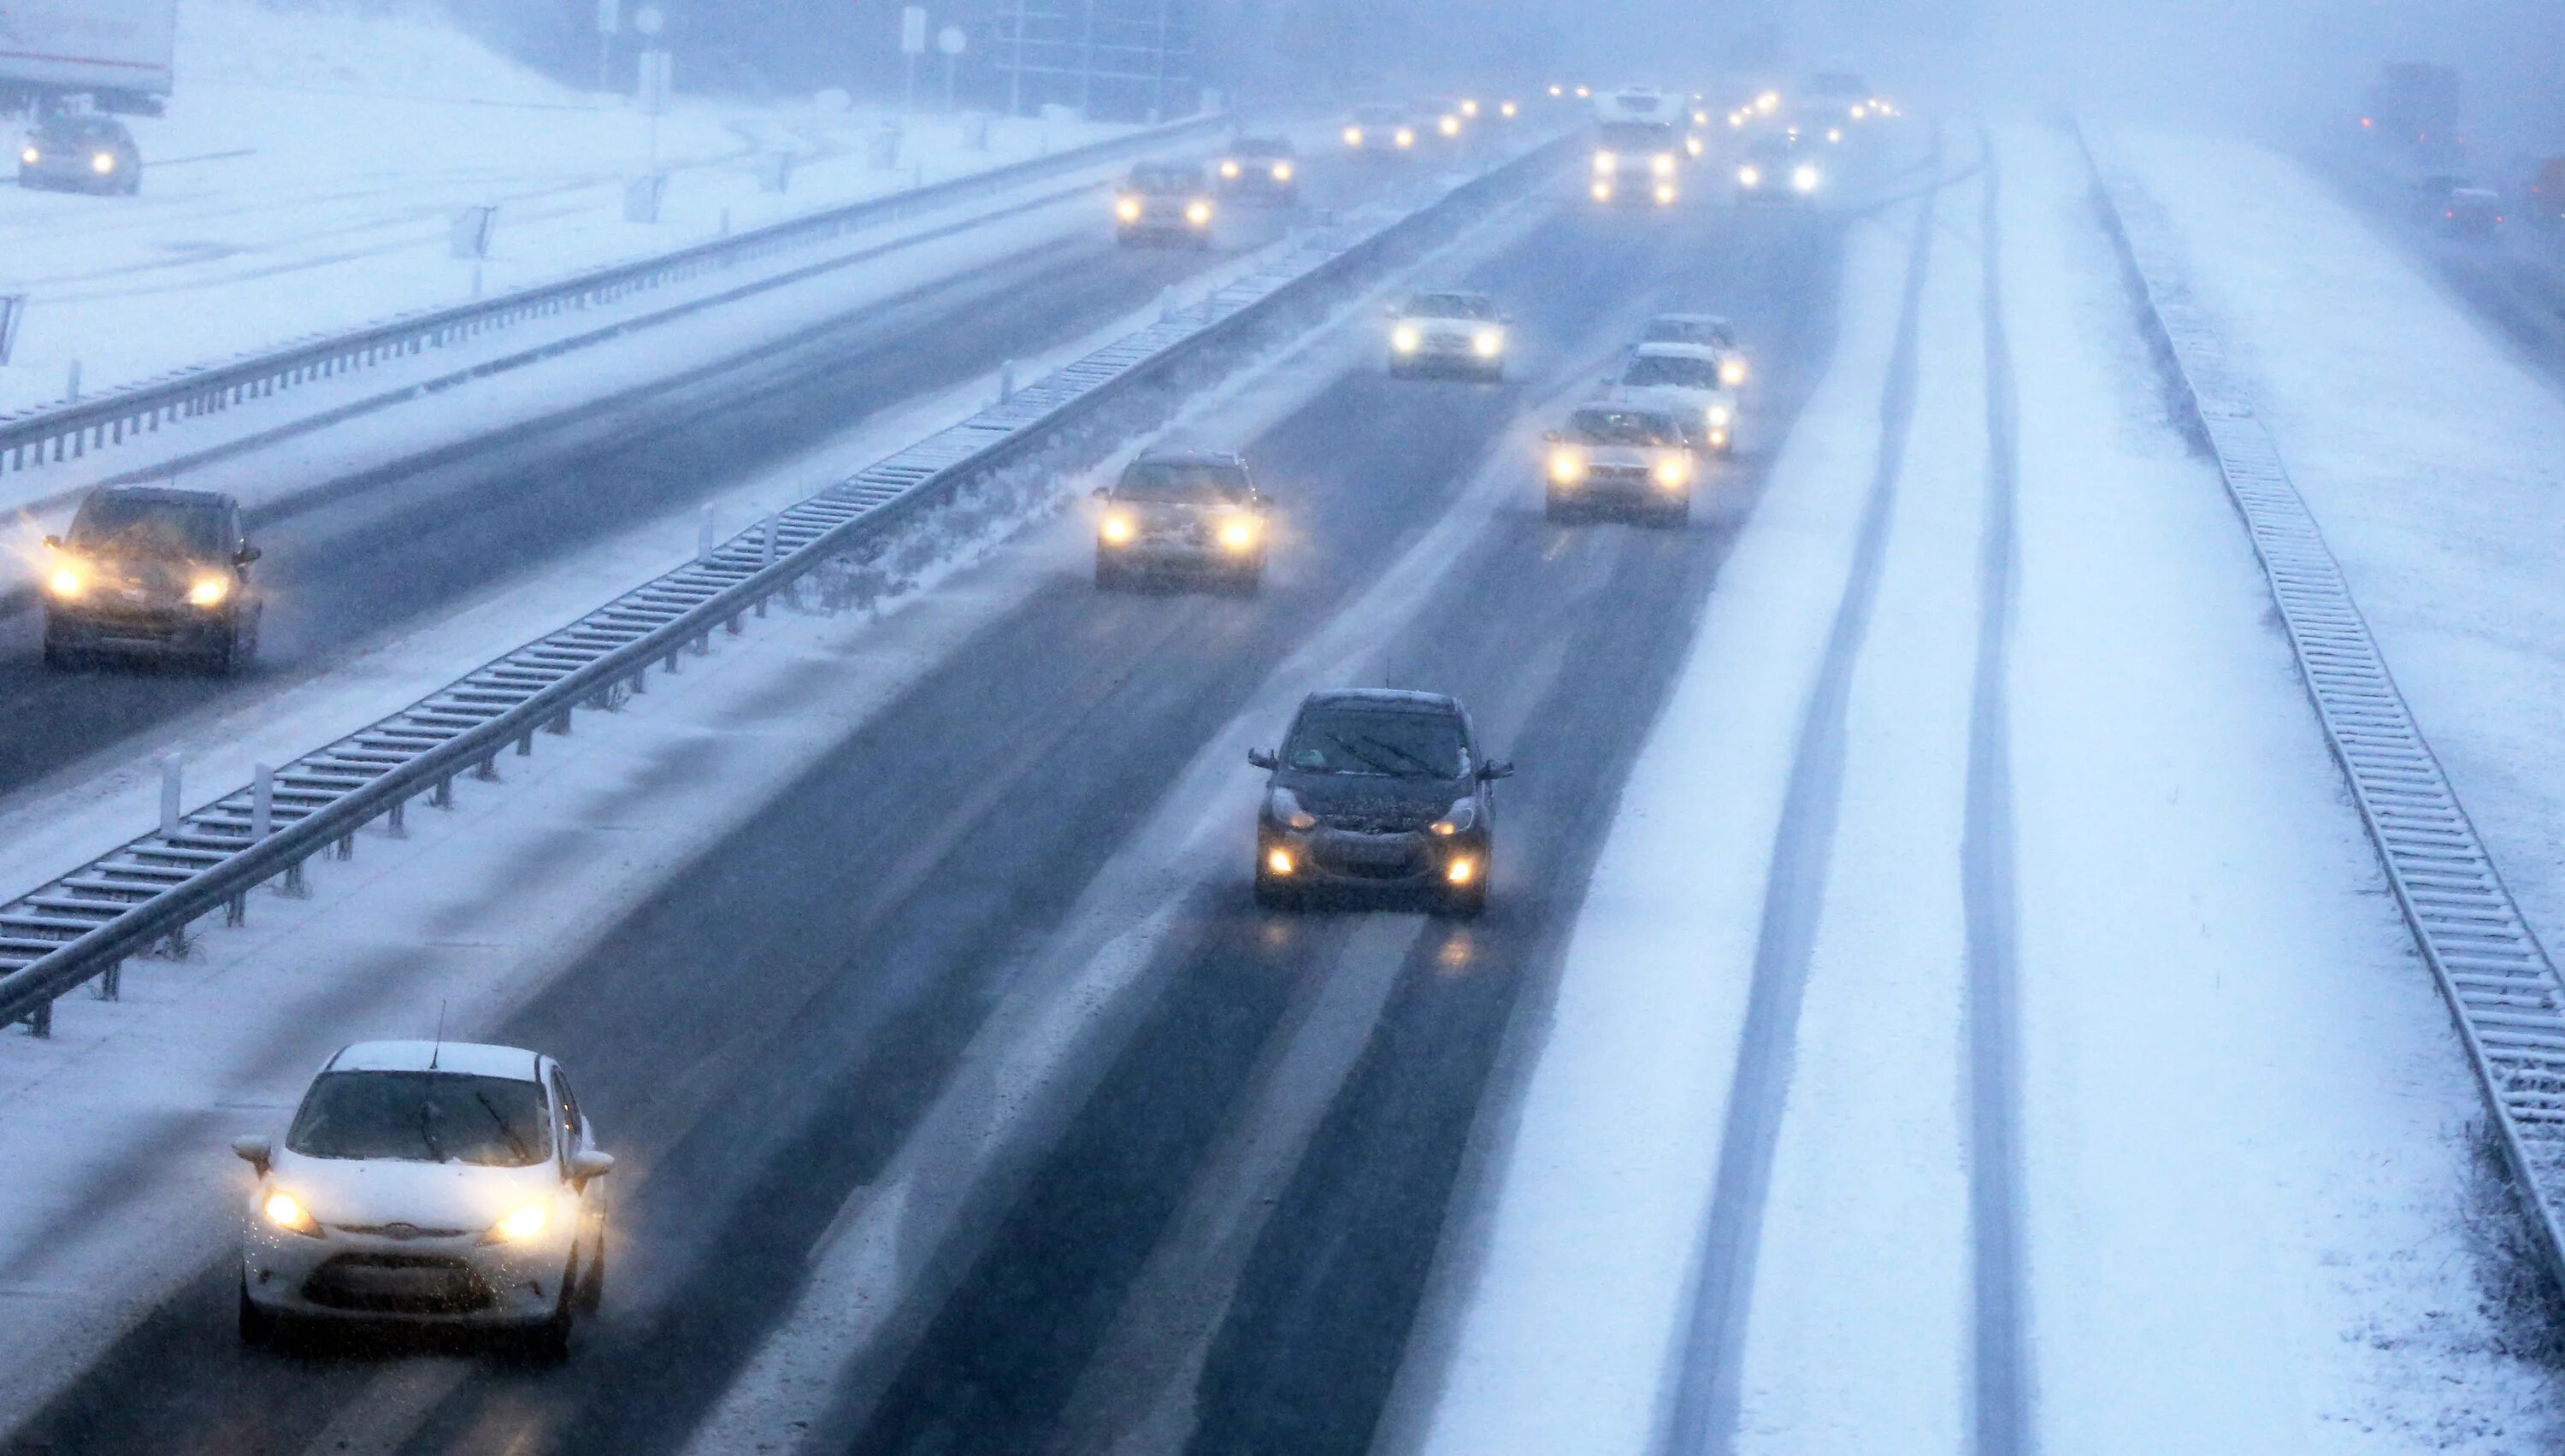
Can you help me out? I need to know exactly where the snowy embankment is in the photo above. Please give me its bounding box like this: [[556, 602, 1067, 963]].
[[0, 0, 1123, 416], [1389, 122, 2562, 1455]]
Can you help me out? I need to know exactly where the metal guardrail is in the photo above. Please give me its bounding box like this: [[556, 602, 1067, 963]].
[[0, 113, 1231, 479], [2079, 125, 2565, 1294], [0, 135, 1570, 1037]]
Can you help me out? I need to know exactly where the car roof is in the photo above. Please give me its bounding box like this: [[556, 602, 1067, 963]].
[[1406, 289, 1492, 304], [86, 485, 238, 510], [1649, 312, 1732, 327], [1131, 447, 1246, 469], [325, 1040, 545, 1081], [1299, 688, 1461, 716]]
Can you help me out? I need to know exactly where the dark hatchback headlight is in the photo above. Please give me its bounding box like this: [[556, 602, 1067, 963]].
[[1430, 800, 1478, 836]]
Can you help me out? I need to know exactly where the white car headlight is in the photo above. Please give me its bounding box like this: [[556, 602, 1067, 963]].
[[1792, 163, 1821, 193], [1271, 787, 1318, 832], [1472, 327, 1504, 357], [1737, 165, 1762, 188], [1593, 150, 1616, 173], [482, 1201, 552, 1245], [188, 575, 231, 608], [1654, 455, 1692, 489], [1218, 516, 1259, 551], [1720, 357, 1748, 386], [1707, 403, 1734, 427], [1391, 323, 1422, 354], [1651, 153, 1676, 177], [262, 1189, 322, 1236]]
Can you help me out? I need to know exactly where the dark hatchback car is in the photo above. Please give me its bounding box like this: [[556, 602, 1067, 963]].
[[1092, 448, 1270, 592], [1249, 689, 1513, 915], [43, 486, 263, 672], [18, 113, 141, 195]]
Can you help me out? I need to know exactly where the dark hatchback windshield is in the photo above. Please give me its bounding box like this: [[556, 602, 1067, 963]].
[[1624, 354, 1722, 388], [286, 1071, 552, 1167], [1117, 460, 1249, 503], [1284, 709, 1466, 779], [1570, 408, 1683, 446], [1129, 165, 1200, 194], [1406, 293, 1495, 321], [67, 497, 229, 557]]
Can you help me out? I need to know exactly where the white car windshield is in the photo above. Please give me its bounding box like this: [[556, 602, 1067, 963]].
[[1569, 408, 1683, 446], [286, 1071, 552, 1167], [1406, 294, 1496, 321], [1624, 354, 1722, 388]]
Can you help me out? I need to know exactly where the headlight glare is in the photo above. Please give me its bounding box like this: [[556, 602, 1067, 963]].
[[1593, 150, 1615, 173], [1100, 510, 1136, 545], [1737, 165, 1761, 188], [1219, 159, 1240, 178], [1721, 358, 1748, 386], [1793, 163, 1821, 192], [1430, 800, 1477, 835], [1115, 196, 1141, 221], [188, 575, 231, 607], [1548, 448, 1586, 485], [1272, 162, 1293, 180], [1654, 456, 1691, 489], [1707, 404, 1734, 427], [1218, 517, 1259, 551], [46, 565, 84, 599], [18, 147, 36, 165], [1271, 787, 1318, 833], [1472, 327, 1503, 357], [1344, 126, 1364, 146], [262, 1190, 321, 1236], [91, 151, 115, 174], [1651, 153, 1676, 177], [1185, 199, 1212, 226], [483, 1201, 550, 1244], [1391, 324, 1422, 354]]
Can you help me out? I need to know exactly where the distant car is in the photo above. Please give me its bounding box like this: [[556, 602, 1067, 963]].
[[1641, 312, 1748, 385], [1217, 136, 1300, 203], [1249, 688, 1512, 915], [1591, 120, 1683, 207], [1115, 162, 1216, 246], [17, 112, 140, 194], [233, 1041, 614, 1359], [42, 486, 262, 672], [1737, 134, 1820, 204], [1611, 344, 1738, 453], [1386, 289, 1508, 380], [1342, 103, 1417, 155], [1413, 97, 1468, 144], [2443, 186, 2506, 237], [1092, 448, 1270, 592], [1543, 402, 1696, 525]]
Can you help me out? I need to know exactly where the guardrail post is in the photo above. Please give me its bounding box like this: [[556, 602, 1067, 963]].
[[431, 775, 454, 810], [1158, 286, 1177, 322], [94, 959, 121, 1001], [386, 796, 408, 839], [335, 833, 353, 861], [226, 894, 245, 928], [281, 857, 309, 898], [998, 359, 1016, 404], [516, 732, 534, 757], [547, 710, 572, 737], [66, 359, 81, 402], [697, 504, 716, 562], [157, 919, 192, 958], [159, 756, 182, 840], [475, 753, 499, 781], [756, 512, 779, 616], [22, 996, 50, 1038], [251, 763, 274, 841]]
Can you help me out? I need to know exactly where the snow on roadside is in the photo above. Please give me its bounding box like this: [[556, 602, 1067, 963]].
[[2102, 125, 2565, 1052], [0, 0, 1127, 415], [2004, 121, 2560, 1452]]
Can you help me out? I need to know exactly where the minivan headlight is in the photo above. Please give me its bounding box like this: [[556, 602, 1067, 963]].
[[1270, 787, 1318, 832]]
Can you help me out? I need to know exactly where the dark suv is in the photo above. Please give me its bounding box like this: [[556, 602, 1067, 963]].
[[1093, 448, 1270, 592], [19, 113, 141, 195], [1249, 689, 1512, 915], [43, 487, 263, 672]]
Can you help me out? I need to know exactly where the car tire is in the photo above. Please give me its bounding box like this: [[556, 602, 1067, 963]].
[[521, 1278, 575, 1363], [203, 622, 244, 676], [575, 1233, 606, 1315], [238, 1278, 274, 1347]]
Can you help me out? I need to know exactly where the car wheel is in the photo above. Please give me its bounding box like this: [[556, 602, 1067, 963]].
[[520, 1279, 575, 1363], [575, 1233, 606, 1314], [237, 1278, 274, 1347], [203, 623, 243, 676]]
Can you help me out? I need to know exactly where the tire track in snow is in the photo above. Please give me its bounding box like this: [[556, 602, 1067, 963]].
[[1963, 134, 2035, 1456], [1654, 133, 1943, 1456]]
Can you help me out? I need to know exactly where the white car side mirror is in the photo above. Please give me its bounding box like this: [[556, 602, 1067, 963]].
[[569, 1150, 616, 1187], [232, 1135, 272, 1174]]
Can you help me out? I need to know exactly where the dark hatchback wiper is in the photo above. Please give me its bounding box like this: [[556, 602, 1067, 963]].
[[1357, 734, 1448, 778], [1319, 734, 1403, 776]]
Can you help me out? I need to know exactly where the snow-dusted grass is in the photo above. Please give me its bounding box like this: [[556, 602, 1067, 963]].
[[0, 0, 1126, 414]]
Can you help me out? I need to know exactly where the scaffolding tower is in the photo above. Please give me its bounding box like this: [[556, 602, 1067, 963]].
[[994, 0, 1199, 122]]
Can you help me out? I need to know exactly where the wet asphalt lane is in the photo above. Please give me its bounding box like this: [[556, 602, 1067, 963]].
[[3, 174, 1848, 1456]]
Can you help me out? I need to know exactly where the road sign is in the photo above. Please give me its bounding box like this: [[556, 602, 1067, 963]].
[[0, 294, 23, 367], [597, 0, 620, 34], [634, 4, 664, 38], [900, 6, 927, 54], [449, 207, 495, 261], [937, 25, 966, 56]]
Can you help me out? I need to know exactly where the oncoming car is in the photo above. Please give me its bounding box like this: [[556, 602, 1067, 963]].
[[1387, 290, 1508, 380], [1543, 402, 1697, 525], [1341, 103, 1416, 155], [1249, 689, 1513, 915], [1737, 134, 1821, 204], [1612, 344, 1740, 453], [1092, 448, 1270, 592], [233, 1041, 614, 1359], [1590, 120, 1683, 206], [1217, 136, 1300, 203], [1115, 162, 1216, 246], [1641, 312, 1748, 386], [17, 112, 140, 194], [42, 486, 263, 672]]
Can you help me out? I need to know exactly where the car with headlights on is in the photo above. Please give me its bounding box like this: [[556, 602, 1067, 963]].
[[1250, 689, 1512, 915], [1093, 448, 1269, 592], [1115, 162, 1216, 246], [17, 112, 140, 194], [1736, 133, 1820, 204], [1590, 119, 1683, 206], [1217, 136, 1300, 203], [42, 486, 262, 672], [1413, 97, 1468, 146], [1386, 290, 1508, 380], [233, 1041, 613, 1359], [1341, 103, 1417, 156], [1542, 402, 1697, 525], [1640, 312, 1748, 386], [1611, 344, 1739, 454]]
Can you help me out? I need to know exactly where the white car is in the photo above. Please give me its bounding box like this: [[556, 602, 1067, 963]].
[[233, 1040, 613, 1358], [1639, 312, 1748, 386], [1387, 290, 1508, 380], [1610, 344, 1739, 453], [1543, 402, 1696, 526]]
